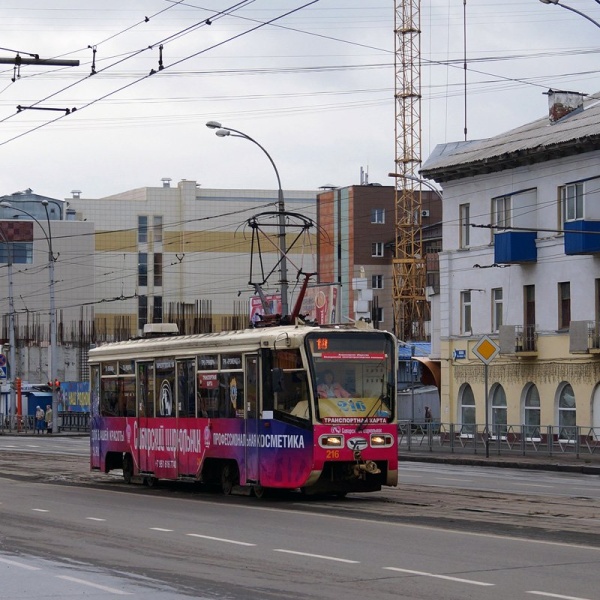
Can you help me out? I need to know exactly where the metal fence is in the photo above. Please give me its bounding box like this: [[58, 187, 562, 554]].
[[399, 421, 600, 459], [0, 412, 90, 434]]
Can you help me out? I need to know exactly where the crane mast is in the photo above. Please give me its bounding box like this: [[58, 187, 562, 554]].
[[393, 0, 426, 341]]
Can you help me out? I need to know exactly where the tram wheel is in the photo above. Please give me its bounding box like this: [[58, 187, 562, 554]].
[[253, 485, 268, 499], [122, 454, 133, 484], [220, 462, 239, 495]]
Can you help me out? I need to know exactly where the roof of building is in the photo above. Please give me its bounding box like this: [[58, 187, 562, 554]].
[[421, 92, 600, 183]]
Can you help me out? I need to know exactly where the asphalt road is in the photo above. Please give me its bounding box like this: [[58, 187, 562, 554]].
[[1, 475, 599, 600]]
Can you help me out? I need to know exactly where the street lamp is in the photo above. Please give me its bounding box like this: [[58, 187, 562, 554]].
[[0, 200, 58, 433], [539, 0, 600, 29], [0, 226, 16, 426], [206, 120, 289, 318], [389, 172, 444, 202]]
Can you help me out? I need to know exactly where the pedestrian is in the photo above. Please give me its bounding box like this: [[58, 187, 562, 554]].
[[424, 405, 432, 424], [45, 404, 53, 434], [35, 406, 45, 434]]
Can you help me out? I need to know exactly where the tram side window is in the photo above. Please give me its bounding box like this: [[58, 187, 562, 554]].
[[156, 359, 176, 417], [119, 378, 136, 416], [177, 360, 195, 418], [272, 349, 309, 420], [197, 372, 242, 417], [100, 379, 118, 416], [137, 362, 154, 418]]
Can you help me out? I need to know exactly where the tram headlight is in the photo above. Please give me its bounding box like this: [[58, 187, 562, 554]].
[[370, 434, 393, 447], [319, 435, 343, 448]]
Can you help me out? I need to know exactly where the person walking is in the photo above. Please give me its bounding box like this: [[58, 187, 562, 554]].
[[45, 404, 53, 434], [35, 406, 45, 434]]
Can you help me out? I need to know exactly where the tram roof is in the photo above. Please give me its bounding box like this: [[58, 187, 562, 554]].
[[89, 323, 394, 361]]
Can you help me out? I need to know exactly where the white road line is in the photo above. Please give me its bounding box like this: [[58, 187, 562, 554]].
[[274, 549, 359, 564], [56, 575, 132, 595], [32, 509, 49, 512], [186, 534, 255, 546], [150, 527, 173, 532], [528, 592, 592, 600], [510, 483, 554, 488], [0, 557, 41, 571], [86, 517, 106, 522], [384, 567, 494, 586]]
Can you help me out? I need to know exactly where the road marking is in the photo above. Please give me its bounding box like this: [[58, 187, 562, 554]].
[[86, 517, 106, 521], [528, 592, 592, 600], [150, 527, 173, 532], [274, 549, 359, 564], [510, 483, 554, 488], [32, 509, 49, 512], [56, 575, 132, 595], [384, 567, 494, 586], [0, 557, 40, 570], [186, 534, 255, 546]]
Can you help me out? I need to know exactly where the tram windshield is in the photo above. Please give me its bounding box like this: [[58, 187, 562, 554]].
[[305, 331, 395, 424]]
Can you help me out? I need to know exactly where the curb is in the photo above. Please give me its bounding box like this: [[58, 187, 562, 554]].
[[400, 453, 600, 475]]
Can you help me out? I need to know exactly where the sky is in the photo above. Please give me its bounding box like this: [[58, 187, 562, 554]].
[[1, 0, 600, 200]]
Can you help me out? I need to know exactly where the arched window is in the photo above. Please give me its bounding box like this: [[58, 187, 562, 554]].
[[491, 384, 507, 437], [460, 384, 476, 435], [523, 384, 541, 440], [558, 383, 576, 440]]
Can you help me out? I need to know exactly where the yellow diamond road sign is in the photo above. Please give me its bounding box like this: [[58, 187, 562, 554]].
[[472, 335, 500, 365]]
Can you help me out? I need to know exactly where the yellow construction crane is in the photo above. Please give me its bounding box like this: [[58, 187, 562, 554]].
[[392, 0, 427, 341]]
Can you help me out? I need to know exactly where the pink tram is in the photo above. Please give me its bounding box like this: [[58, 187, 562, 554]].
[[90, 323, 398, 496]]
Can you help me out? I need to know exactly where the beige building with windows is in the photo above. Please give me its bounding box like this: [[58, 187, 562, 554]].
[[70, 178, 317, 337], [422, 90, 600, 440]]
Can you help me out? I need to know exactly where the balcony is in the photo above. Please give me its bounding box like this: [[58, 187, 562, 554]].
[[494, 231, 537, 264], [499, 324, 538, 356], [564, 220, 600, 255], [569, 320, 600, 354]]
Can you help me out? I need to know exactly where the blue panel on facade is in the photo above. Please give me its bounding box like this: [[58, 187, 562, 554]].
[[494, 231, 537, 263], [564, 220, 600, 255]]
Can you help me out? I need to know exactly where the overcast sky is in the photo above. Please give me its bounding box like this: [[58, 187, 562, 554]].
[[2, 0, 600, 200]]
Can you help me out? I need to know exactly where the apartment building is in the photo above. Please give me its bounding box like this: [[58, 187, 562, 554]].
[[421, 89, 600, 436]]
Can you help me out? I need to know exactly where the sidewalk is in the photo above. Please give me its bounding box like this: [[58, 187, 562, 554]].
[[400, 445, 600, 475]]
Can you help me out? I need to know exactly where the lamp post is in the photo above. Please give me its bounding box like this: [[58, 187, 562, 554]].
[[206, 120, 289, 318], [0, 200, 58, 433], [539, 0, 600, 29], [0, 226, 16, 427]]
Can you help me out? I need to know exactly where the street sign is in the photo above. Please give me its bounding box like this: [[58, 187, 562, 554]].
[[472, 335, 500, 365], [453, 349, 466, 360], [0, 365, 7, 381], [0, 354, 6, 367]]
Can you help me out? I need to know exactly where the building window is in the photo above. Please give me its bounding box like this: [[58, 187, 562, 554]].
[[461, 290, 472, 334], [372, 274, 384, 289], [460, 384, 476, 435], [153, 295, 163, 323], [524, 384, 541, 439], [371, 242, 384, 257], [558, 282, 570, 330], [371, 208, 385, 224], [491, 384, 507, 437], [0, 242, 33, 264], [138, 252, 148, 287], [372, 307, 384, 323], [492, 195, 512, 230], [558, 383, 576, 440], [138, 295, 148, 330], [138, 215, 148, 243], [561, 183, 584, 222], [459, 203, 470, 248], [492, 288, 503, 332], [154, 253, 163, 287], [153, 215, 163, 243], [524, 284, 535, 328]]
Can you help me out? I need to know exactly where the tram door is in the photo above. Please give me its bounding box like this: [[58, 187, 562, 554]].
[[244, 354, 260, 484], [136, 362, 154, 472]]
